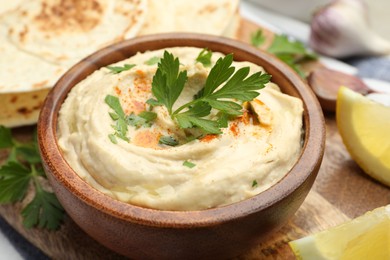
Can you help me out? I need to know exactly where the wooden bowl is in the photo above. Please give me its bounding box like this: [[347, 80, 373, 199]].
[[37, 33, 325, 259]]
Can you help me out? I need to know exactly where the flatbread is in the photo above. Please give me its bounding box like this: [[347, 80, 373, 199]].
[[1, 0, 148, 66], [0, 0, 240, 127], [0, 88, 50, 128], [138, 0, 240, 37], [0, 26, 65, 93], [0, 0, 148, 127], [0, 0, 24, 14], [137, 0, 176, 35], [0, 44, 64, 126], [173, 0, 239, 35]]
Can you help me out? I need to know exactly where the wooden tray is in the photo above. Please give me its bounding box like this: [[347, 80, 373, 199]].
[[1, 18, 389, 259]]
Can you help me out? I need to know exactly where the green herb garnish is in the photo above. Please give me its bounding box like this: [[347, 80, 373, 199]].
[[196, 48, 213, 67], [159, 136, 179, 146], [183, 160, 196, 168], [105, 95, 158, 143], [252, 180, 258, 188], [0, 126, 64, 230], [107, 64, 136, 74], [145, 56, 161, 65], [127, 111, 157, 128], [250, 29, 266, 47], [105, 95, 129, 143], [251, 30, 317, 77], [268, 34, 316, 59], [152, 51, 188, 115], [152, 51, 271, 135]]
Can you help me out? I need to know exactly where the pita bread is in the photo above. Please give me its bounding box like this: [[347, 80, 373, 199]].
[[0, 26, 65, 93], [138, 0, 176, 35], [138, 0, 239, 36], [2, 0, 148, 66], [0, 1, 24, 14], [0, 15, 67, 127], [222, 12, 241, 38], [0, 88, 50, 128], [0, 0, 240, 127], [0, 0, 148, 127]]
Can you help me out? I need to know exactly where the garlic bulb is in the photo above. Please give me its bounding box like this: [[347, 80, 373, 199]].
[[309, 0, 390, 58]]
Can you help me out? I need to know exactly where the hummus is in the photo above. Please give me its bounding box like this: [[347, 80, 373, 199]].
[[57, 47, 303, 211]]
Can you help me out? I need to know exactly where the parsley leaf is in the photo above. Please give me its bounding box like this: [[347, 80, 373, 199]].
[[0, 126, 14, 148], [175, 102, 221, 134], [268, 34, 314, 57], [145, 56, 161, 65], [152, 51, 187, 114], [107, 64, 136, 74], [0, 162, 31, 203], [0, 126, 65, 230], [105, 95, 158, 143], [252, 180, 258, 187], [196, 48, 212, 67], [251, 29, 266, 47], [112, 118, 129, 142], [201, 54, 235, 97], [251, 30, 317, 77], [159, 136, 179, 146], [204, 66, 271, 111], [108, 134, 118, 144], [105, 95, 129, 143], [105, 95, 125, 119], [21, 187, 64, 230], [146, 98, 162, 107], [183, 160, 196, 168], [127, 111, 157, 128]]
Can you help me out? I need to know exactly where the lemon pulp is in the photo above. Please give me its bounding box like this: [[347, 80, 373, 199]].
[[289, 205, 390, 259], [336, 86, 390, 186]]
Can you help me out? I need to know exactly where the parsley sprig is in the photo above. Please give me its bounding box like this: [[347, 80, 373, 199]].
[[251, 30, 266, 47], [150, 51, 271, 134], [0, 126, 64, 230], [251, 29, 317, 77]]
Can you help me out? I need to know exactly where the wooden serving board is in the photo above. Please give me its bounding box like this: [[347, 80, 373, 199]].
[[1, 19, 389, 259]]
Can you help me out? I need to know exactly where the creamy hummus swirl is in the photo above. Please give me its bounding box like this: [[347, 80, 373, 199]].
[[57, 47, 303, 211]]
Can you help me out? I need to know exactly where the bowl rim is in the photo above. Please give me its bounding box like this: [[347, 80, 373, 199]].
[[38, 33, 325, 227]]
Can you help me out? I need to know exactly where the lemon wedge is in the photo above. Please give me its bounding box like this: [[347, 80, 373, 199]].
[[289, 205, 390, 259], [336, 86, 390, 186]]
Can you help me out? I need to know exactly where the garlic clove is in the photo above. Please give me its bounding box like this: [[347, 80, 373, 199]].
[[307, 67, 370, 111], [309, 0, 390, 58]]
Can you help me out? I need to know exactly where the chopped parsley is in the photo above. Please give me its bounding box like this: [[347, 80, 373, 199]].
[[105, 95, 129, 143], [0, 126, 64, 230], [252, 180, 258, 188], [159, 135, 179, 147], [105, 95, 157, 143], [183, 160, 196, 168], [107, 64, 136, 74], [127, 111, 157, 128], [145, 56, 161, 65], [196, 48, 213, 67]]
